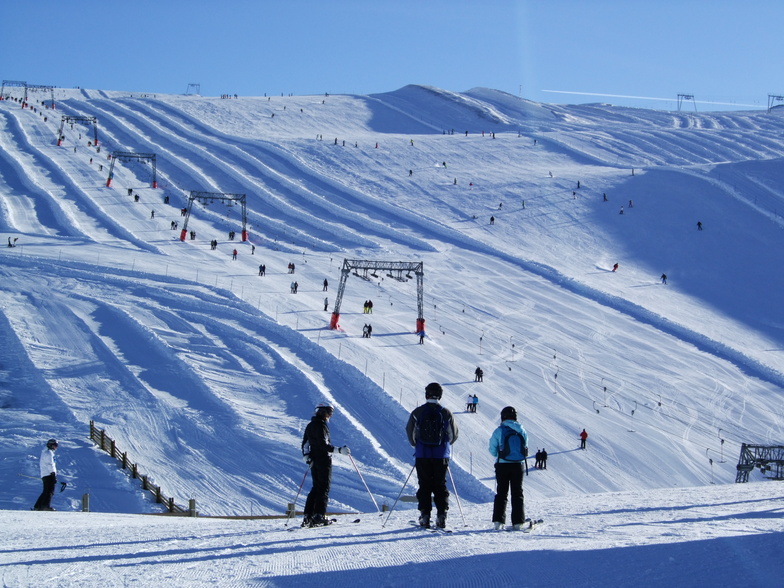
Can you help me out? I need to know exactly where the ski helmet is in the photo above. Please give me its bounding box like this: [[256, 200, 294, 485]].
[[425, 382, 443, 399], [500, 406, 517, 421], [46, 438, 59, 449], [315, 403, 334, 417]]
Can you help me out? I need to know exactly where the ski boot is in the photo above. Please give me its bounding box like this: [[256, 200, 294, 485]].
[[435, 512, 447, 529]]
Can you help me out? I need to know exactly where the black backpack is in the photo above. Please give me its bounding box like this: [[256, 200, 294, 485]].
[[498, 425, 526, 462], [418, 404, 445, 446]]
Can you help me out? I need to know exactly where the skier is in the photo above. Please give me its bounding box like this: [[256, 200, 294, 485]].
[[259, 264, 265, 276], [474, 367, 483, 382], [661, 273, 667, 285], [472, 394, 479, 413], [466, 394, 473, 412], [405, 383, 459, 529], [232, 249, 237, 260], [323, 278, 328, 291], [33, 439, 59, 511], [697, 221, 703, 230], [301, 404, 350, 527], [324, 297, 329, 312], [489, 406, 528, 530], [612, 263, 619, 272], [490, 216, 495, 225], [534, 449, 542, 469], [540, 448, 548, 469], [580, 429, 588, 450]]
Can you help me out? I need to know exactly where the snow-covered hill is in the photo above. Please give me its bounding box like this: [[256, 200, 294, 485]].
[[1, 85, 783, 586]]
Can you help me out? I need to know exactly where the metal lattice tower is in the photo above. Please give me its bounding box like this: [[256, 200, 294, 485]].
[[106, 151, 157, 188], [735, 443, 784, 482], [58, 115, 99, 147], [767, 94, 784, 112], [27, 84, 55, 109], [330, 259, 424, 333], [179, 191, 248, 242], [677, 94, 697, 112], [1, 80, 27, 105]]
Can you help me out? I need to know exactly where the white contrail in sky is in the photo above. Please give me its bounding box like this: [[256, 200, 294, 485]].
[[542, 90, 764, 108]]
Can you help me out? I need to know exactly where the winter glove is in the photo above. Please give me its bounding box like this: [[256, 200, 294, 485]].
[[303, 454, 312, 465], [337, 446, 350, 455]]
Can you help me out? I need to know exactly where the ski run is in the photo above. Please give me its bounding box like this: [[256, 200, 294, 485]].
[[1, 85, 783, 586]]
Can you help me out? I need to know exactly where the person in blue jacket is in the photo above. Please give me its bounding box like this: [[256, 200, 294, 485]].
[[489, 406, 528, 530], [405, 383, 459, 529]]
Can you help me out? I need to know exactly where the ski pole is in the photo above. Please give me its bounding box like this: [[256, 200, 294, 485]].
[[382, 463, 416, 528], [347, 453, 380, 513], [447, 465, 467, 527], [18, 473, 68, 491], [285, 464, 311, 527]]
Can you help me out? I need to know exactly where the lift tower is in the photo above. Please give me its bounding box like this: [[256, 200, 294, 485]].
[[106, 151, 157, 188], [58, 115, 99, 147], [179, 191, 248, 242], [330, 259, 424, 334]]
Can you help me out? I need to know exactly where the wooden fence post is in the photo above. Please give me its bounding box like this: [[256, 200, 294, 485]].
[[86, 420, 184, 514]]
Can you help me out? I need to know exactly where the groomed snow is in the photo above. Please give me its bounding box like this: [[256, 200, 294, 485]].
[[1, 85, 783, 586]]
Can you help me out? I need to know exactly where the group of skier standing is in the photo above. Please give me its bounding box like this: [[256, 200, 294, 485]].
[[298, 382, 572, 531], [32, 394, 588, 528]]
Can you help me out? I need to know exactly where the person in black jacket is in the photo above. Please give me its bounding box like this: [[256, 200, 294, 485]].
[[301, 404, 350, 527]]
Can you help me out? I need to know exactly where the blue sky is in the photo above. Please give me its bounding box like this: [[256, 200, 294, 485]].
[[2, 0, 781, 110]]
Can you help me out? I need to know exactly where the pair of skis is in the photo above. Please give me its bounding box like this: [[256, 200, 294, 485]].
[[287, 517, 361, 531], [495, 518, 544, 533]]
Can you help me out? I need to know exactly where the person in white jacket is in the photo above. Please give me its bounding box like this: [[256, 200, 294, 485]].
[[488, 407, 528, 530], [33, 439, 58, 511]]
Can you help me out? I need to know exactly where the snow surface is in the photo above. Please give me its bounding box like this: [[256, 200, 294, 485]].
[[0, 85, 783, 586]]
